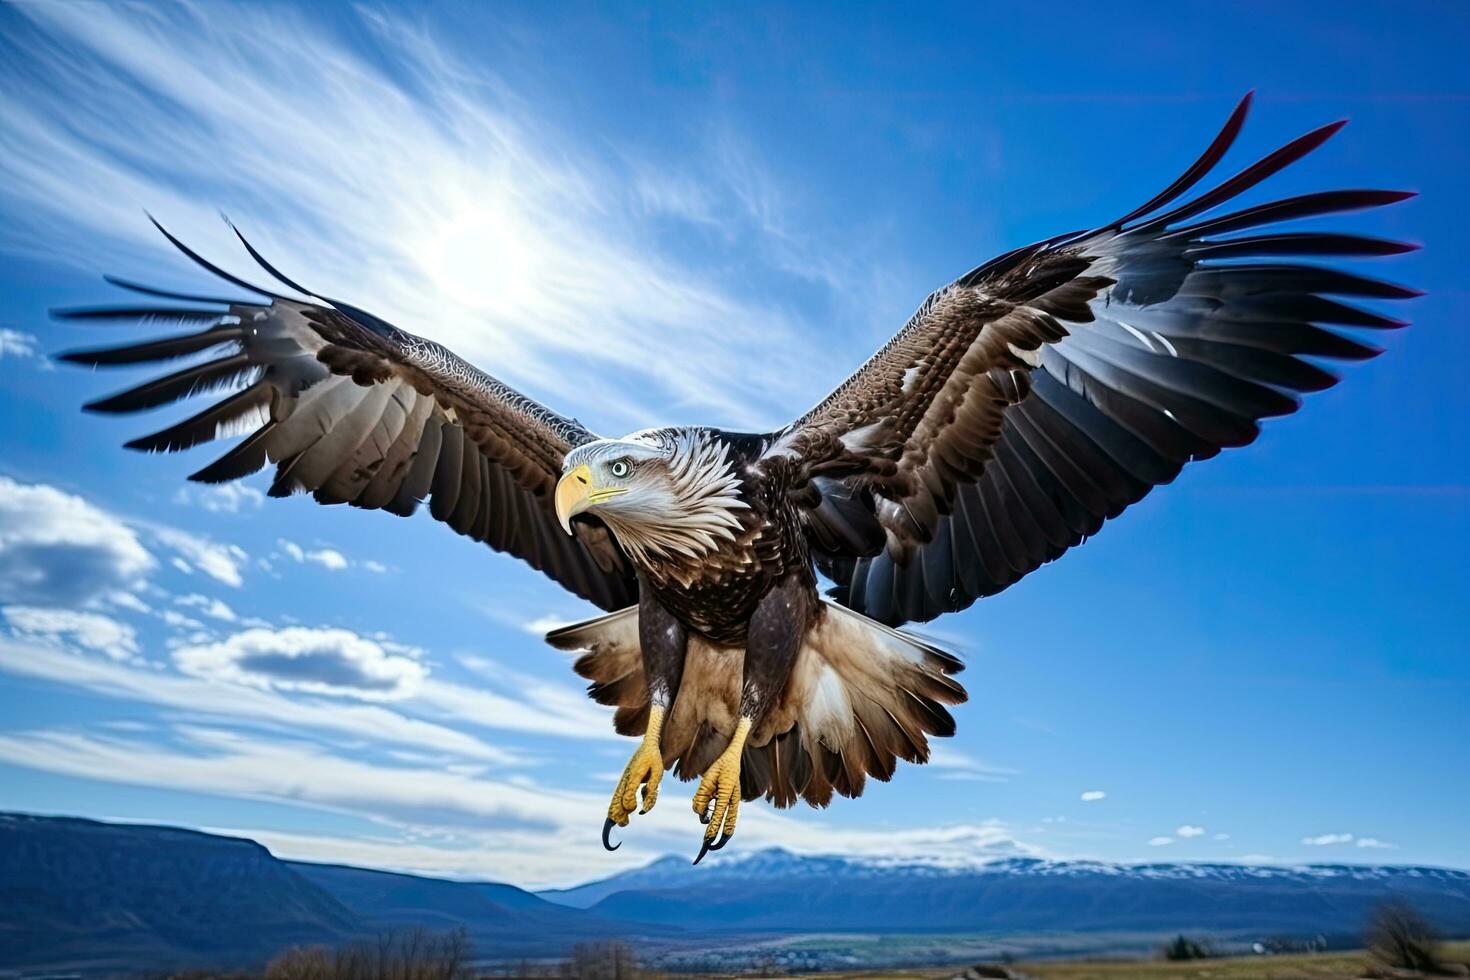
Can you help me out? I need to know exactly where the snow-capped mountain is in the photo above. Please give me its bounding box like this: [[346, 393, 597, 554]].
[[539, 847, 1470, 939]]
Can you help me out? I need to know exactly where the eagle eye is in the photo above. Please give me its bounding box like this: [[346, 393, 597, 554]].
[[609, 459, 631, 478]]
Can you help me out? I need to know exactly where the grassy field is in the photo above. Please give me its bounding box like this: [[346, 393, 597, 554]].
[[718, 940, 1470, 980]]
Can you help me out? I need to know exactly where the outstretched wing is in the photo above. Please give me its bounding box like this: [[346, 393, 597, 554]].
[[778, 94, 1417, 626], [58, 222, 637, 611]]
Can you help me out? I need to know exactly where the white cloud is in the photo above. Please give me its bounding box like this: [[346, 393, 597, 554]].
[[175, 593, 237, 622], [278, 539, 357, 573], [151, 526, 247, 587], [0, 328, 40, 360], [361, 560, 388, 575], [1176, 824, 1205, 838], [0, 635, 518, 764], [1301, 833, 1354, 846], [1080, 790, 1106, 802], [0, 476, 153, 605], [174, 626, 425, 701], [1213, 832, 1230, 841], [158, 609, 205, 632], [104, 591, 152, 614], [1148, 836, 1174, 846], [174, 484, 265, 514], [1356, 837, 1396, 850], [3, 606, 138, 661]]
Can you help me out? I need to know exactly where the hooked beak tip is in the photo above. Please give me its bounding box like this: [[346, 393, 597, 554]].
[[555, 464, 594, 536]]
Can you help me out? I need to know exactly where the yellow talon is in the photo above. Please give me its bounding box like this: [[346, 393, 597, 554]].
[[692, 716, 751, 864], [604, 705, 665, 850]]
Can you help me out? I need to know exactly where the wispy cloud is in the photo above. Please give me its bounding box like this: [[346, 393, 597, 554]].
[[1080, 790, 1106, 802], [175, 594, 237, 623], [0, 717, 1047, 886], [0, 636, 518, 764], [174, 484, 265, 515], [1148, 836, 1173, 846], [1301, 832, 1355, 846], [0, 327, 40, 361], [1175, 824, 1205, 838], [149, 526, 248, 588], [3, 606, 139, 661], [274, 539, 386, 575], [926, 744, 1019, 783], [0, 2, 848, 433]]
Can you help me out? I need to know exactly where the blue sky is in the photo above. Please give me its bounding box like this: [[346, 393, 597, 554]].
[[0, 1, 1466, 888]]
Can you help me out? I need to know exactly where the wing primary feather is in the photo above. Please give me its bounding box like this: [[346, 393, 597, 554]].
[[146, 214, 290, 301], [57, 327, 243, 366], [82, 353, 254, 414], [225, 219, 321, 299], [1165, 189, 1417, 240], [51, 306, 231, 323], [103, 275, 252, 305], [1110, 91, 1253, 228], [1134, 120, 1349, 233], [188, 423, 278, 483], [125, 381, 272, 453], [1185, 232, 1419, 259]]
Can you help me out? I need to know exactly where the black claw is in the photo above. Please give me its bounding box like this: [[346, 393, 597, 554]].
[[699, 808, 711, 825], [708, 832, 733, 852], [693, 837, 714, 866], [602, 818, 621, 852]]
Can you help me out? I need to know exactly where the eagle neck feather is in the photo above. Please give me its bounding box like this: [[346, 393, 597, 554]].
[[603, 428, 748, 568]]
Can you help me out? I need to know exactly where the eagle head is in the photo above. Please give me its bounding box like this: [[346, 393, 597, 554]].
[[553, 429, 747, 564]]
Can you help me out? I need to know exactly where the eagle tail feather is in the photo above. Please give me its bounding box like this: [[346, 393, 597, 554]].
[[551, 599, 967, 810]]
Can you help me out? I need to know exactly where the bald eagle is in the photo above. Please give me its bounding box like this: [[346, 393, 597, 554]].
[[58, 94, 1415, 863]]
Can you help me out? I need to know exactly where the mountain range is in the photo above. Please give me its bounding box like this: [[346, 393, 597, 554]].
[[542, 847, 1470, 937], [4, 811, 1469, 974]]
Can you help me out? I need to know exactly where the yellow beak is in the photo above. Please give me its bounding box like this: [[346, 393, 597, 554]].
[[555, 464, 630, 535], [554, 464, 594, 535]]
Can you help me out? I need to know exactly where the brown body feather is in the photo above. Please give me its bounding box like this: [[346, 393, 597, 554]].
[[550, 599, 965, 808]]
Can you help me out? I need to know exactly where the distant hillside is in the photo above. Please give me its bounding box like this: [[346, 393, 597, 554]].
[[0, 812, 654, 975], [0, 812, 358, 973], [286, 860, 659, 953], [541, 847, 1470, 938]]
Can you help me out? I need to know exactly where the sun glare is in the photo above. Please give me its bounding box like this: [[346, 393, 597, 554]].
[[420, 202, 539, 316]]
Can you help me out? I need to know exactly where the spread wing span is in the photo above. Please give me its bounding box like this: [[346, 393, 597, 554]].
[[779, 93, 1417, 626], [56, 223, 637, 611]]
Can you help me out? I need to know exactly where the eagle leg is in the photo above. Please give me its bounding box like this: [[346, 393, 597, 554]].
[[692, 715, 750, 865], [692, 571, 813, 864], [602, 588, 685, 851], [604, 704, 665, 850]]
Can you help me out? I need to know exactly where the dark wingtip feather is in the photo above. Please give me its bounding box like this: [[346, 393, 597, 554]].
[[102, 274, 250, 306], [51, 305, 229, 323], [1110, 91, 1254, 229], [55, 327, 243, 367], [223, 217, 317, 299], [1136, 118, 1355, 234], [81, 353, 253, 414], [146, 213, 287, 301]]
